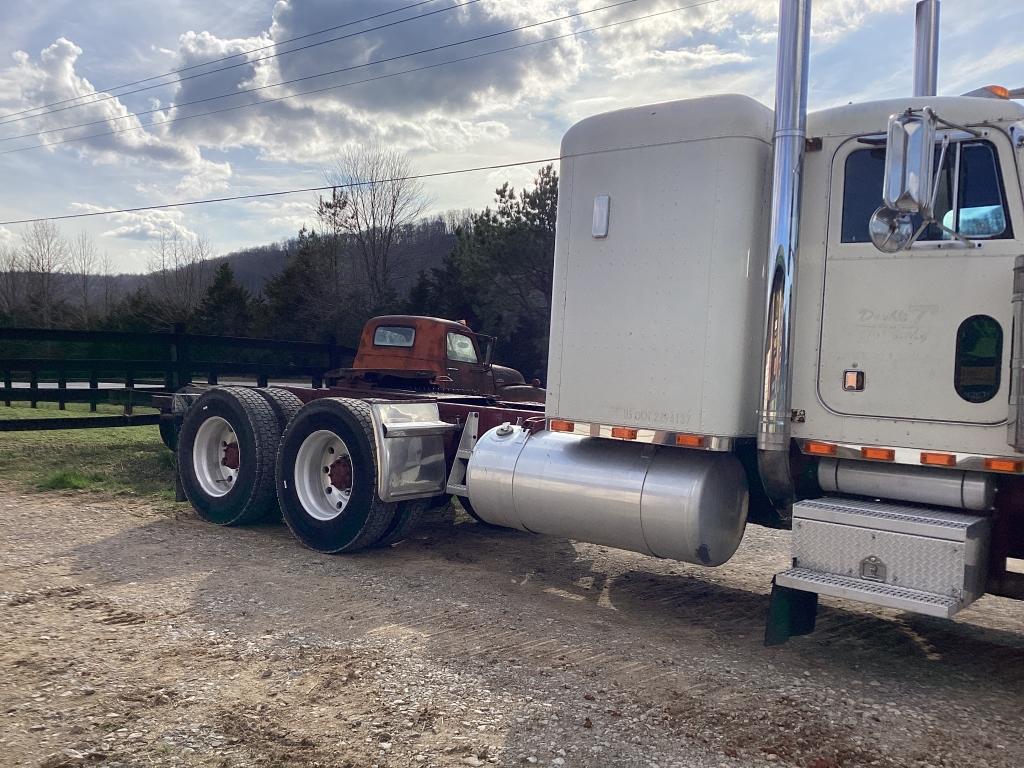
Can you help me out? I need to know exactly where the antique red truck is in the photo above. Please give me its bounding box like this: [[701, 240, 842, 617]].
[[327, 315, 543, 403]]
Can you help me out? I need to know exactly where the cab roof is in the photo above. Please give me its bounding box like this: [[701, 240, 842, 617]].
[[368, 315, 476, 334], [807, 96, 1024, 138]]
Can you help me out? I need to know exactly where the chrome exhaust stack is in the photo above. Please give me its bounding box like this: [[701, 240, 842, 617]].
[[757, 0, 812, 515], [913, 0, 940, 97]]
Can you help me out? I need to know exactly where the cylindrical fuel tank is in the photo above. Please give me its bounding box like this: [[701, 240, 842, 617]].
[[466, 425, 748, 566], [817, 458, 994, 511]]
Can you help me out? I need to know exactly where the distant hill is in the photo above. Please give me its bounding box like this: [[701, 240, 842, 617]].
[[55, 213, 468, 311]]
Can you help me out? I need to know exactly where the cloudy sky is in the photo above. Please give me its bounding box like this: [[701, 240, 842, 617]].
[[0, 0, 1020, 271]]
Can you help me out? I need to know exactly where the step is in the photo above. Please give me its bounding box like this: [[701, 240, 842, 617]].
[[795, 497, 985, 541], [776, 567, 962, 618]]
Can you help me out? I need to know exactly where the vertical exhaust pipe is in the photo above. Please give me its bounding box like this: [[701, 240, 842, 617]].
[[913, 0, 940, 97], [757, 0, 812, 516]]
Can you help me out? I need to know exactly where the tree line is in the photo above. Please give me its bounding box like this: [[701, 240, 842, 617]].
[[0, 148, 557, 378]]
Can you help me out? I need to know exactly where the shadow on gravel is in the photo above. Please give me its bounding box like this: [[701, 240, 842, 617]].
[[65, 507, 1024, 700]]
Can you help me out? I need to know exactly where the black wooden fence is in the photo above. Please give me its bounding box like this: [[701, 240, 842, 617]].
[[0, 324, 354, 431]]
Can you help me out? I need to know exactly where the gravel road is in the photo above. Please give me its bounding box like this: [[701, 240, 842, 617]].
[[1, 483, 1022, 768]]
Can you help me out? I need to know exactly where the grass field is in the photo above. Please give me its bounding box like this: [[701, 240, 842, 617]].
[[0, 401, 176, 502]]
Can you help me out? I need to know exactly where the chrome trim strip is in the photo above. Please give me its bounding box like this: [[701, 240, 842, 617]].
[[551, 421, 736, 452], [799, 439, 1024, 473]]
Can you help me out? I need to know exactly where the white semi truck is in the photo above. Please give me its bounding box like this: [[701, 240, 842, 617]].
[[171, 0, 1024, 643]]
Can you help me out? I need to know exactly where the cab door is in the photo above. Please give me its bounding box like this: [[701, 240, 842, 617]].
[[818, 131, 1020, 425], [444, 330, 491, 393]]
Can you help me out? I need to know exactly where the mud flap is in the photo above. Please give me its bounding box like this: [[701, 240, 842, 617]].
[[764, 577, 818, 647]]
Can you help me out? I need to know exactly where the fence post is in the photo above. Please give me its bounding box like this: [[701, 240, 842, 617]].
[[207, 369, 218, 385], [171, 323, 191, 390], [30, 370, 38, 408], [3, 370, 10, 407], [328, 334, 341, 370], [57, 364, 67, 410], [124, 369, 134, 416], [257, 373, 268, 388], [89, 371, 98, 412]]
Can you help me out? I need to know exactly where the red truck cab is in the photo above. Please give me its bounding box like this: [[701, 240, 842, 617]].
[[332, 315, 543, 403]]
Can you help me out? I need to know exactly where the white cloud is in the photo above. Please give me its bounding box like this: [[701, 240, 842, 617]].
[[69, 203, 197, 242], [244, 198, 315, 231], [0, 0, 1017, 266]]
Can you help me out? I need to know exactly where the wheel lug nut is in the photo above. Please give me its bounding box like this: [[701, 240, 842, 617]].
[[323, 466, 329, 473], [325, 487, 333, 494]]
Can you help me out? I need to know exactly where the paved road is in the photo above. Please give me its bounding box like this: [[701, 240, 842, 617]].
[[1, 485, 1022, 767]]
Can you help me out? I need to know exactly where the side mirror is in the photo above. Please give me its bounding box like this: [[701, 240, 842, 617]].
[[869, 207, 915, 253], [883, 109, 937, 218]]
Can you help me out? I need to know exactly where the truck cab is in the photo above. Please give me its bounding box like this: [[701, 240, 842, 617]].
[[332, 315, 543, 403]]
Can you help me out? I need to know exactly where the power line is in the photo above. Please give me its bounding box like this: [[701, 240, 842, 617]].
[[0, 0, 638, 143], [0, 157, 562, 226], [0, 0, 446, 124], [0, 0, 483, 131], [0, 0, 706, 154], [0, 0, 723, 225]]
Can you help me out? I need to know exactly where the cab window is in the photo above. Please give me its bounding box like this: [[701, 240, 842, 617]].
[[841, 140, 1012, 244], [446, 332, 478, 363], [373, 325, 415, 347]]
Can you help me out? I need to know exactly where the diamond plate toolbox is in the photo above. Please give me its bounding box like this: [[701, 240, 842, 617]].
[[792, 497, 991, 604]]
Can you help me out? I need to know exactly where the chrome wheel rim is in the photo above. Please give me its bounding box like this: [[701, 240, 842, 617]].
[[294, 429, 353, 522], [192, 415, 238, 498]]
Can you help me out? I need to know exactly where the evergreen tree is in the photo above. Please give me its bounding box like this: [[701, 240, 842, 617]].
[[194, 263, 253, 337], [408, 165, 557, 378]]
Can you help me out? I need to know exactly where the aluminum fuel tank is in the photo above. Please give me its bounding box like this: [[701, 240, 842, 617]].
[[466, 425, 748, 566]]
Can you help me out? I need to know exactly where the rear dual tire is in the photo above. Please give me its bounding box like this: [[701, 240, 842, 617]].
[[276, 398, 399, 553], [177, 387, 280, 526]]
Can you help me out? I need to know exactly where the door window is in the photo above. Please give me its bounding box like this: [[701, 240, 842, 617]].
[[841, 140, 1012, 244], [954, 315, 1003, 403], [446, 332, 478, 363]]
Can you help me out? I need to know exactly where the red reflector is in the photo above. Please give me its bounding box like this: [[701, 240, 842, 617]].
[[806, 441, 837, 456], [985, 457, 1024, 473], [611, 427, 638, 440], [675, 434, 706, 448], [861, 447, 895, 461], [921, 452, 956, 467], [550, 419, 575, 433]]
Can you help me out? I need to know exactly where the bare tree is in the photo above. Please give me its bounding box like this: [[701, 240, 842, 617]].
[[99, 249, 117, 316], [68, 230, 98, 323], [146, 234, 213, 325], [322, 143, 428, 308], [0, 243, 24, 319], [19, 220, 68, 327]]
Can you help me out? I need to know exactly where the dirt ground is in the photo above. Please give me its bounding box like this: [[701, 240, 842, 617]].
[[1, 482, 1023, 768]]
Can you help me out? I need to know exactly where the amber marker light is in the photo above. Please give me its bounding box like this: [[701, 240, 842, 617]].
[[549, 419, 575, 433], [806, 441, 837, 456], [675, 434, 706, 448], [984, 457, 1024, 473], [611, 427, 638, 440], [985, 85, 1011, 99], [921, 452, 957, 467], [861, 447, 895, 461]]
